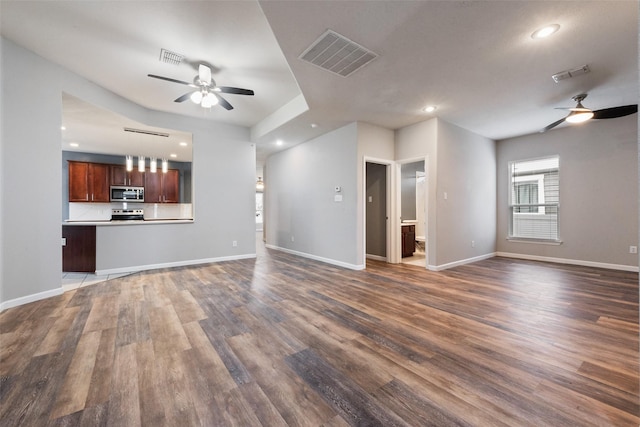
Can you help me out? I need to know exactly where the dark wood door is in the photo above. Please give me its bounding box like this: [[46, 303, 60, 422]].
[[144, 171, 162, 203], [68, 161, 89, 202], [162, 169, 180, 203], [89, 163, 110, 202], [62, 225, 96, 272]]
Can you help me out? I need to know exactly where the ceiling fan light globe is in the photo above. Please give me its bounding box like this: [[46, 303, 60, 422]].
[[201, 93, 219, 108], [190, 91, 203, 104], [565, 111, 594, 123]]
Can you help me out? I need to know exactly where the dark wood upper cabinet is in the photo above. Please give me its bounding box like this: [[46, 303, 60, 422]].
[[68, 161, 89, 202], [68, 161, 110, 202], [162, 169, 179, 203], [144, 168, 179, 203], [110, 165, 144, 187]]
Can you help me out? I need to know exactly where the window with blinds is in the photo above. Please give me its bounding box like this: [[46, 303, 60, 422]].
[[508, 156, 560, 241]]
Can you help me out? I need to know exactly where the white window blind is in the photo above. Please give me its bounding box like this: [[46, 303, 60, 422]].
[[509, 156, 559, 241]]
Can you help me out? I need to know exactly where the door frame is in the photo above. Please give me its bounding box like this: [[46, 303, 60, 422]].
[[363, 157, 395, 266], [395, 156, 428, 267]]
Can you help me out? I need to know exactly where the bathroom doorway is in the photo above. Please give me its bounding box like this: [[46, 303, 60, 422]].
[[399, 160, 426, 267]]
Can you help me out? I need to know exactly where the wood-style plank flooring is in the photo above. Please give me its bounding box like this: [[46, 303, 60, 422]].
[[1, 240, 638, 426]]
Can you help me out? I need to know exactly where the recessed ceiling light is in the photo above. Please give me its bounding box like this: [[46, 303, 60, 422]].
[[276, 140, 283, 146], [69, 142, 79, 147], [531, 24, 560, 39], [179, 142, 188, 147], [60, 125, 66, 130], [170, 153, 177, 158], [423, 105, 437, 113], [310, 123, 318, 128]]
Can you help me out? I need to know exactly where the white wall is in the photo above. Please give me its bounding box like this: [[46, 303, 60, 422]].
[[1, 37, 256, 308], [394, 118, 496, 269], [265, 123, 360, 268], [1, 38, 63, 305], [496, 115, 638, 269], [435, 120, 496, 267]]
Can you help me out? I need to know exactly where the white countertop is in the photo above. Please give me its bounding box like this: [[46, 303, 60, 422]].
[[63, 219, 194, 226]]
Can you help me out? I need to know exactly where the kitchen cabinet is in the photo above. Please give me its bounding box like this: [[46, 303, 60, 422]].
[[68, 161, 110, 202], [110, 165, 144, 186], [401, 224, 415, 258], [62, 225, 96, 272], [144, 168, 179, 203]]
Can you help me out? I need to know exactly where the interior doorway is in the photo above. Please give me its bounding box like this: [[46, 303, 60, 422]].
[[399, 160, 426, 267], [365, 161, 390, 262]]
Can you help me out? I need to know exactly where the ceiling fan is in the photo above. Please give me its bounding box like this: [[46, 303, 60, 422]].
[[541, 93, 637, 132], [148, 64, 254, 110]]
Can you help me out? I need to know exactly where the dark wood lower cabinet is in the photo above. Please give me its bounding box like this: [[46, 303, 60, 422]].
[[401, 224, 415, 257], [62, 225, 96, 272]]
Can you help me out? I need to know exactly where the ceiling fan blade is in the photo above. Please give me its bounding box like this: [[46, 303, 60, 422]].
[[215, 94, 234, 110], [174, 92, 195, 103], [148, 74, 196, 87], [541, 117, 566, 133], [217, 86, 255, 96], [198, 64, 212, 86], [592, 104, 638, 120]]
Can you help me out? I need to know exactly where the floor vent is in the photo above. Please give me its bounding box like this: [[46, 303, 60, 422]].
[[299, 30, 377, 77], [159, 48, 184, 65]]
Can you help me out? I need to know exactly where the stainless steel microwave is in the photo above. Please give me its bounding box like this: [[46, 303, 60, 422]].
[[110, 186, 144, 202]]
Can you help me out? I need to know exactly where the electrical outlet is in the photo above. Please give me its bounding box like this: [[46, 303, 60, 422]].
[[291, 236, 295, 242], [630, 246, 637, 254], [471, 240, 475, 248], [232, 240, 237, 247], [61, 238, 66, 246]]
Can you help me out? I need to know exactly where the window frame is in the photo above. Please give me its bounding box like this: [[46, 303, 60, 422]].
[[507, 155, 561, 244]]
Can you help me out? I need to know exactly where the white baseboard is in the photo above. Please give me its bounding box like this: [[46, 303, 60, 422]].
[[266, 244, 365, 270], [366, 254, 387, 262], [1, 287, 64, 312], [95, 253, 257, 276], [496, 252, 639, 272], [428, 252, 496, 271]]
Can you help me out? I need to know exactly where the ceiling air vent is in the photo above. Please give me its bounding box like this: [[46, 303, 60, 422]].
[[124, 127, 169, 138], [159, 48, 184, 65], [299, 29, 378, 77]]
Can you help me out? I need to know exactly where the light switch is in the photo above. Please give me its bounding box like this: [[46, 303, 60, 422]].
[[334, 195, 343, 202], [61, 237, 67, 246], [368, 196, 373, 203]]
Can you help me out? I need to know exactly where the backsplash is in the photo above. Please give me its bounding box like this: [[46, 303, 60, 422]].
[[68, 202, 193, 221]]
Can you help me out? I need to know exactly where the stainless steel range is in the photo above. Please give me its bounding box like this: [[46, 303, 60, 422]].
[[111, 208, 144, 221]]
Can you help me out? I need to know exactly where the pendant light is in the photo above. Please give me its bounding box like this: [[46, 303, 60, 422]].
[[162, 158, 168, 173], [256, 177, 264, 191], [138, 156, 145, 172], [150, 157, 157, 173], [125, 155, 133, 172]]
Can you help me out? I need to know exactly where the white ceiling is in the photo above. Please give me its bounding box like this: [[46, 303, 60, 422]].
[[1, 1, 638, 172]]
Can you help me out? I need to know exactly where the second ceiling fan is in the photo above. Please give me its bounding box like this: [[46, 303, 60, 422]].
[[541, 93, 637, 132], [148, 64, 254, 110]]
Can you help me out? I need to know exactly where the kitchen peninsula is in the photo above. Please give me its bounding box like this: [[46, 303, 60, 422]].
[[63, 154, 194, 273]]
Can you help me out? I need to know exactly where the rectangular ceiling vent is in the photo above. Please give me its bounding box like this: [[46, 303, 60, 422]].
[[299, 30, 378, 77], [159, 48, 184, 66], [124, 127, 169, 138]]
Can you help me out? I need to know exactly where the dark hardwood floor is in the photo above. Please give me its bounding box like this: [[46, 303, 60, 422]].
[[1, 240, 638, 426]]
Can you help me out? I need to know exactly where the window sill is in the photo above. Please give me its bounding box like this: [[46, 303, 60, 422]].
[[506, 237, 562, 245]]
